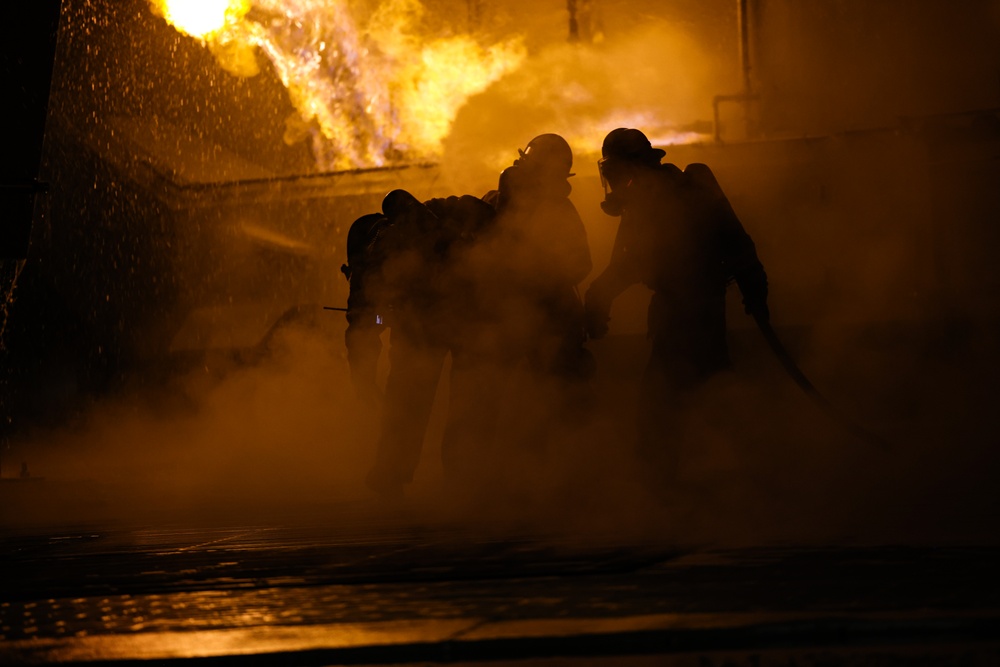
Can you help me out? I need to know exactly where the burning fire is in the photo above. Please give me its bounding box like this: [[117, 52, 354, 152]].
[[150, 0, 250, 40], [150, 0, 526, 170]]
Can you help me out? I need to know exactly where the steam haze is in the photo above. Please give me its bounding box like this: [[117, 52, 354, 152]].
[[2, 0, 999, 549], [6, 323, 379, 524], [441, 2, 731, 192]]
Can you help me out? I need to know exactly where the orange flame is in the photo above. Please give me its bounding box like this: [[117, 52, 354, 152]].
[[150, 0, 250, 40], [152, 0, 525, 170]]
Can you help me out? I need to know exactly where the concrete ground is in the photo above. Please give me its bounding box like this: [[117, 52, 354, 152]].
[[1, 485, 997, 666]]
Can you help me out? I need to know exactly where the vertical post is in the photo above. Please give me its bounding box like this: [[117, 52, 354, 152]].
[[738, 0, 752, 94], [568, 0, 580, 42], [467, 0, 482, 31], [713, 1, 759, 143], [738, 0, 754, 137]]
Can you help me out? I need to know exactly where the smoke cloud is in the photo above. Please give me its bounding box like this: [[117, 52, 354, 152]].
[[441, 14, 723, 194], [3, 321, 378, 526], [4, 0, 998, 552]]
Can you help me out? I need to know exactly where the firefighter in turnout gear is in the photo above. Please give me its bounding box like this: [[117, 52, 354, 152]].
[[482, 133, 593, 383], [342, 212, 389, 404], [437, 133, 596, 485], [342, 190, 495, 499], [585, 127, 768, 492]]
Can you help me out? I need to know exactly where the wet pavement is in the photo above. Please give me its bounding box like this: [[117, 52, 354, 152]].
[[1, 489, 998, 666]]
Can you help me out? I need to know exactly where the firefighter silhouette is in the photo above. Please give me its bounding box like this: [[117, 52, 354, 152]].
[[343, 190, 495, 499], [482, 134, 593, 385], [464, 134, 595, 477], [585, 127, 768, 494], [344, 135, 595, 499]]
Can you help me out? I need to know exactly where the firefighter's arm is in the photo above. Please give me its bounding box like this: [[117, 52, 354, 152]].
[[345, 313, 384, 403], [734, 260, 769, 322], [559, 200, 593, 286], [713, 192, 768, 320], [686, 163, 770, 320], [344, 268, 386, 402], [583, 219, 641, 339], [719, 214, 768, 320], [526, 198, 592, 292]]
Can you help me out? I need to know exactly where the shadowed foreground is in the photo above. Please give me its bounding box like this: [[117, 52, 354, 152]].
[[0, 494, 997, 666]]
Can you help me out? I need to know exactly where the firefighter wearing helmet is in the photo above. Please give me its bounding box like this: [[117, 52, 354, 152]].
[[518, 133, 575, 181], [343, 189, 496, 500], [480, 133, 593, 380], [585, 128, 768, 494], [438, 133, 595, 486]]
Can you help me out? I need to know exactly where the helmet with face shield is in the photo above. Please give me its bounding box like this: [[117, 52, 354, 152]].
[[597, 128, 666, 215], [514, 133, 575, 180], [597, 128, 665, 193]]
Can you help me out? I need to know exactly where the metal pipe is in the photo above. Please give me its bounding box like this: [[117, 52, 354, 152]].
[[738, 0, 752, 95], [568, 0, 579, 42], [713, 0, 758, 142], [713, 93, 758, 143]]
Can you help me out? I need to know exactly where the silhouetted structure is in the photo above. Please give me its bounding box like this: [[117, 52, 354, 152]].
[[586, 128, 768, 492], [567, 0, 604, 44]]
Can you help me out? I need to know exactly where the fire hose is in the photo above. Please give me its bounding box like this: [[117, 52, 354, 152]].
[[753, 313, 891, 451]]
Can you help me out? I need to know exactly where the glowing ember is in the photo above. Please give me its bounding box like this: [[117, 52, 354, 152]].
[[151, 0, 526, 170]]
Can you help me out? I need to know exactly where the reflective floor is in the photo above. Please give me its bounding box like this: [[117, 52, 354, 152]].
[[1, 493, 998, 665]]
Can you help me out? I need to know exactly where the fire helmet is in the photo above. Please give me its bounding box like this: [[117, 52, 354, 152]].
[[516, 133, 575, 178], [381, 189, 424, 219], [342, 212, 386, 281], [600, 128, 665, 164]]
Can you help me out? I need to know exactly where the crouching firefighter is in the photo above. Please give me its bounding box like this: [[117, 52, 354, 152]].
[[584, 128, 769, 493], [341, 189, 496, 499], [341, 212, 389, 404]]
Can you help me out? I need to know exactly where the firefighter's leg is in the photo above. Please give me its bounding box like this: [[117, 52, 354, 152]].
[[367, 334, 448, 496], [440, 354, 509, 489], [635, 339, 687, 500]]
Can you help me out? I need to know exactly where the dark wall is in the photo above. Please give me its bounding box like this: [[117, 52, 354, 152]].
[[0, 1, 62, 258], [753, 0, 1000, 137]]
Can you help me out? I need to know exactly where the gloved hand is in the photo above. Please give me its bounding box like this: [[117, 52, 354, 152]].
[[599, 192, 625, 216], [737, 267, 769, 323]]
